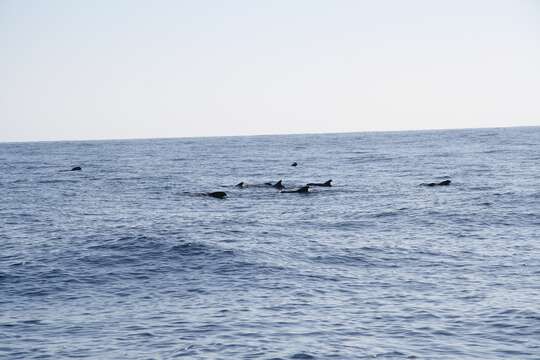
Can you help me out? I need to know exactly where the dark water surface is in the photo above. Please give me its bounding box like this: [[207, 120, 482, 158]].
[[1, 127, 539, 359]]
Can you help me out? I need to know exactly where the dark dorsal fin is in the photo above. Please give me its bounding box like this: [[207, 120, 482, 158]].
[[71, 166, 82, 171], [324, 180, 332, 186], [273, 180, 284, 189], [235, 182, 244, 188]]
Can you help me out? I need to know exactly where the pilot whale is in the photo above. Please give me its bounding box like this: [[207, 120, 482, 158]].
[[422, 179, 451, 187], [281, 185, 309, 194], [307, 179, 332, 187], [265, 180, 285, 190], [207, 191, 227, 199], [59, 166, 82, 172], [235, 182, 246, 188]]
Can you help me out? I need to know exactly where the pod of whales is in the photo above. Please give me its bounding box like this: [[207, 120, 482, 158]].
[[200, 177, 453, 199], [57, 162, 456, 200], [422, 179, 451, 187], [307, 179, 332, 187]]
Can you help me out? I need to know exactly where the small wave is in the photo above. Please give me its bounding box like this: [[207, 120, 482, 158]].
[[87, 235, 165, 252], [83, 236, 237, 272], [482, 149, 509, 154], [290, 353, 315, 359], [169, 242, 215, 257], [347, 155, 396, 164], [321, 220, 371, 230], [373, 210, 401, 218], [38, 179, 79, 184], [468, 186, 496, 191], [310, 253, 373, 267], [108, 176, 143, 181]]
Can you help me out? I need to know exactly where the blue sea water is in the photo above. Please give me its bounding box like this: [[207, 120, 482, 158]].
[[1, 127, 539, 359]]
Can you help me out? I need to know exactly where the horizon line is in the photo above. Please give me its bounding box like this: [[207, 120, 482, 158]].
[[1, 124, 538, 144]]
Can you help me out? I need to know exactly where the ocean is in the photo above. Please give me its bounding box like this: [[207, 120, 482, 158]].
[[1, 127, 539, 359]]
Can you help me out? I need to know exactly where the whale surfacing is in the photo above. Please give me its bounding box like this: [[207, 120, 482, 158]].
[[59, 166, 82, 172], [207, 191, 227, 199], [422, 179, 451, 187]]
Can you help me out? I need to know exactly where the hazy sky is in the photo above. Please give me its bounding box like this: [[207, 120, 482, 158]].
[[1, 0, 539, 141]]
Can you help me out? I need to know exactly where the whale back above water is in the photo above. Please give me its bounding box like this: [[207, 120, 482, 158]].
[[422, 179, 451, 187], [207, 191, 227, 199], [307, 179, 332, 187], [281, 185, 309, 194], [59, 166, 82, 172]]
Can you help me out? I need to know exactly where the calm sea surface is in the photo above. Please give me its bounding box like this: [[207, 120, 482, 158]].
[[1, 127, 539, 359]]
